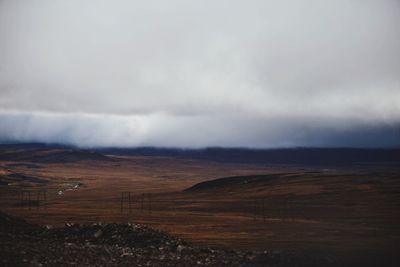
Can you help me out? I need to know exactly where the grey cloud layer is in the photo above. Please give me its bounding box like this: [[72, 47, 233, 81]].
[[0, 0, 399, 147]]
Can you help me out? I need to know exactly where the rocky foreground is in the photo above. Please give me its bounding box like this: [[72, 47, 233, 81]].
[[0, 212, 334, 267]]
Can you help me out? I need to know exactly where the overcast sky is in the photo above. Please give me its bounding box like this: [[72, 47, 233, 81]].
[[0, 0, 399, 148]]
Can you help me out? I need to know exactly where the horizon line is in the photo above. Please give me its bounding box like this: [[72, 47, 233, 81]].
[[1, 141, 399, 150]]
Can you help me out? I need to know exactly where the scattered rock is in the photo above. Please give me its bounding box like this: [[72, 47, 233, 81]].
[[176, 245, 185, 253], [94, 229, 103, 238], [0, 212, 335, 267]]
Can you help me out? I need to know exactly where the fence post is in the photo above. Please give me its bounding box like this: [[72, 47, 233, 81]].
[[253, 199, 257, 221], [262, 198, 265, 222], [148, 193, 152, 214], [128, 192, 132, 214], [290, 197, 294, 222], [20, 191, 23, 209], [36, 191, 40, 209], [282, 198, 288, 222], [28, 191, 31, 210], [120, 192, 124, 213], [44, 190, 47, 209], [141, 193, 144, 214]]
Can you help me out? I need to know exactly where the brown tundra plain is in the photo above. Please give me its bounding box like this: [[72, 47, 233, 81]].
[[0, 145, 399, 266]]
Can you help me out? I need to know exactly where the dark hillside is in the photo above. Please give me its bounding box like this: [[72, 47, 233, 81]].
[[97, 147, 400, 166], [0, 144, 111, 163]]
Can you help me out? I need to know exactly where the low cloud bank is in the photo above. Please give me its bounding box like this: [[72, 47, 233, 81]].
[[0, 111, 398, 148]]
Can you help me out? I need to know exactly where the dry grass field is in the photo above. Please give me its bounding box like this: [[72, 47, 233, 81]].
[[1, 151, 400, 265]]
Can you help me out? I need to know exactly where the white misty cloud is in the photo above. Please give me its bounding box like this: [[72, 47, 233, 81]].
[[0, 0, 399, 147]]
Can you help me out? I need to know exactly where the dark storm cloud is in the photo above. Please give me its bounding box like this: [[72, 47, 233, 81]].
[[0, 0, 399, 147]]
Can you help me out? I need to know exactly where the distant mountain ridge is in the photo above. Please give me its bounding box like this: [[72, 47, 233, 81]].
[[97, 147, 400, 166], [0, 143, 399, 166]]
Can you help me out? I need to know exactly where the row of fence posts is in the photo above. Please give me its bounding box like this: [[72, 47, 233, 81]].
[[19, 190, 47, 209], [120, 192, 152, 214], [16, 189, 293, 222], [253, 198, 294, 222], [120, 194, 294, 222]]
